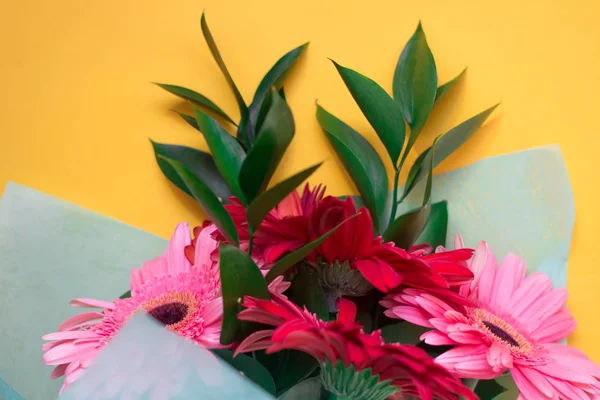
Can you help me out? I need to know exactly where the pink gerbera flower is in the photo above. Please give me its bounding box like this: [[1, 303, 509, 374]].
[[235, 295, 477, 400], [42, 223, 225, 394], [382, 235, 600, 400]]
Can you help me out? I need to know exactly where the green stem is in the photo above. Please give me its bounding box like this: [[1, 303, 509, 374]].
[[388, 168, 401, 227], [247, 227, 254, 255]]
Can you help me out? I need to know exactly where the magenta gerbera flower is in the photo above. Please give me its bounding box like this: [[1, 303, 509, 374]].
[[382, 235, 600, 400], [42, 223, 225, 394], [234, 295, 477, 400]]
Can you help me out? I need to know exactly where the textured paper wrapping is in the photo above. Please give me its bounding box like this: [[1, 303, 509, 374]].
[[0, 183, 167, 399], [58, 314, 272, 400], [0, 144, 574, 399], [398, 144, 574, 288]]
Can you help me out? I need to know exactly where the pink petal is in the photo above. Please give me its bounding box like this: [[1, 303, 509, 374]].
[[387, 306, 434, 328], [530, 308, 576, 342], [69, 298, 114, 310], [166, 222, 192, 273], [42, 331, 100, 341], [490, 253, 525, 313], [194, 225, 219, 272], [511, 367, 552, 400], [57, 312, 104, 331], [454, 359, 501, 379], [509, 272, 552, 320], [50, 364, 68, 379], [447, 331, 483, 345], [421, 330, 456, 346], [202, 297, 223, 327], [519, 367, 554, 398], [523, 288, 568, 331], [414, 296, 449, 318]]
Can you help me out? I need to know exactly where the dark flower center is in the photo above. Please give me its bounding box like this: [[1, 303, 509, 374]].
[[148, 302, 189, 326], [482, 321, 520, 348]]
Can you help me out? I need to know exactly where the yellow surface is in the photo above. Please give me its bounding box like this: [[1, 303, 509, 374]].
[[1, 0, 599, 361]]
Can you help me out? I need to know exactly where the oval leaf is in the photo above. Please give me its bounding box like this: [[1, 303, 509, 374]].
[[265, 213, 358, 283], [247, 43, 309, 141], [246, 163, 322, 232], [219, 244, 270, 345], [383, 205, 430, 249], [416, 200, 448, 248], [393, 22, 438, 143], [194, 108, 246, 202], [435, 68, 467, 104], [285, 264, 329, 321], [158, 156, 239, 246], [212, 349, 276, 395], [153, 83, 236, 125], [200, 13, 247, 116], [333, 60, 405, 164], [316, 105, 388, 231], [401, 103, 499, 200], [150, 140, 233, 201], [239, 90, 295, 203]]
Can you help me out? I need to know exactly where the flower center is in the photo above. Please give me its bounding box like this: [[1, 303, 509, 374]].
[[312, 259, 373, 297], [142, 291, 197, 330], [470, 308, 533, 353], [148, 302, 188, 325]]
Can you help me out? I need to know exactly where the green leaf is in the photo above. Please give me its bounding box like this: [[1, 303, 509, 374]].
[[383, 205, 430, 249], [286, 264, 329, 322], [212, 349, 276, 395], [401, 103, 499, 200], [278, 377, 325, 400], [381, 322, 430, 345], [416, 200, 448, 248], [153, 83, 236, 125], [219, 244, 270, 344], [265, 214, 358, 283], [200, 13, 247, 116], [434, 68, 466, 104], [194, 108, 246, 201], [239, 90, 295, 202], [275, 351, 318, 395], [317, 105, 388, 232], [158, 156, 239, 245], [119, 290, 131, 299], [150, 140, 233, 201], [474, 378, 508, 400], [247, 163, 322, 232], [393, 22, 438, 165], [333, 61, 405, 164], [247, 43, 308, 141], [173, 110, 199, 131]]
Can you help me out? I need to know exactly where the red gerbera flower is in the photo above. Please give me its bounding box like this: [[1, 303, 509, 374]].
[[256, 188, 474, 298], [235, 295, 476, 400]]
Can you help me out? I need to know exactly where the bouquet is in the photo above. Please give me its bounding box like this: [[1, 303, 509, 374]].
[[36, 14, 598, 400]]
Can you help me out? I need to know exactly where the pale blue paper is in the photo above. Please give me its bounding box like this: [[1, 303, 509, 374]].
[[0, 144, 574, 399], [0, 183, 167, 400], [59, 314, 273, 400], [398, 144, 573, 289]]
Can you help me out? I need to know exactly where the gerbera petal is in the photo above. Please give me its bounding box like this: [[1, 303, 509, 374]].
[[193, 224, 219, 271], [522, 288, 568, 331], [530, 308, 576, 342], [234, 330, 275, 356], [509, 272, 552, 319], [57, 312, 104, 331], [42, 331, 100, 341], [475, 244, 497, 307], [69, 298, 115, 310], [50, 364, 68, 379], [511, 367, 552, 400], [386, 306, 434, 328], [336, 298, 357, 324], [490, 253, 525, 313], [356, 259, 388, 292], [421, 330, 456, 346], [166, 222, 192, 273]]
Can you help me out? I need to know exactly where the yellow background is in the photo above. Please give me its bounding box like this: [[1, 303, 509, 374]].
[[1, 0, 599, 361]]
